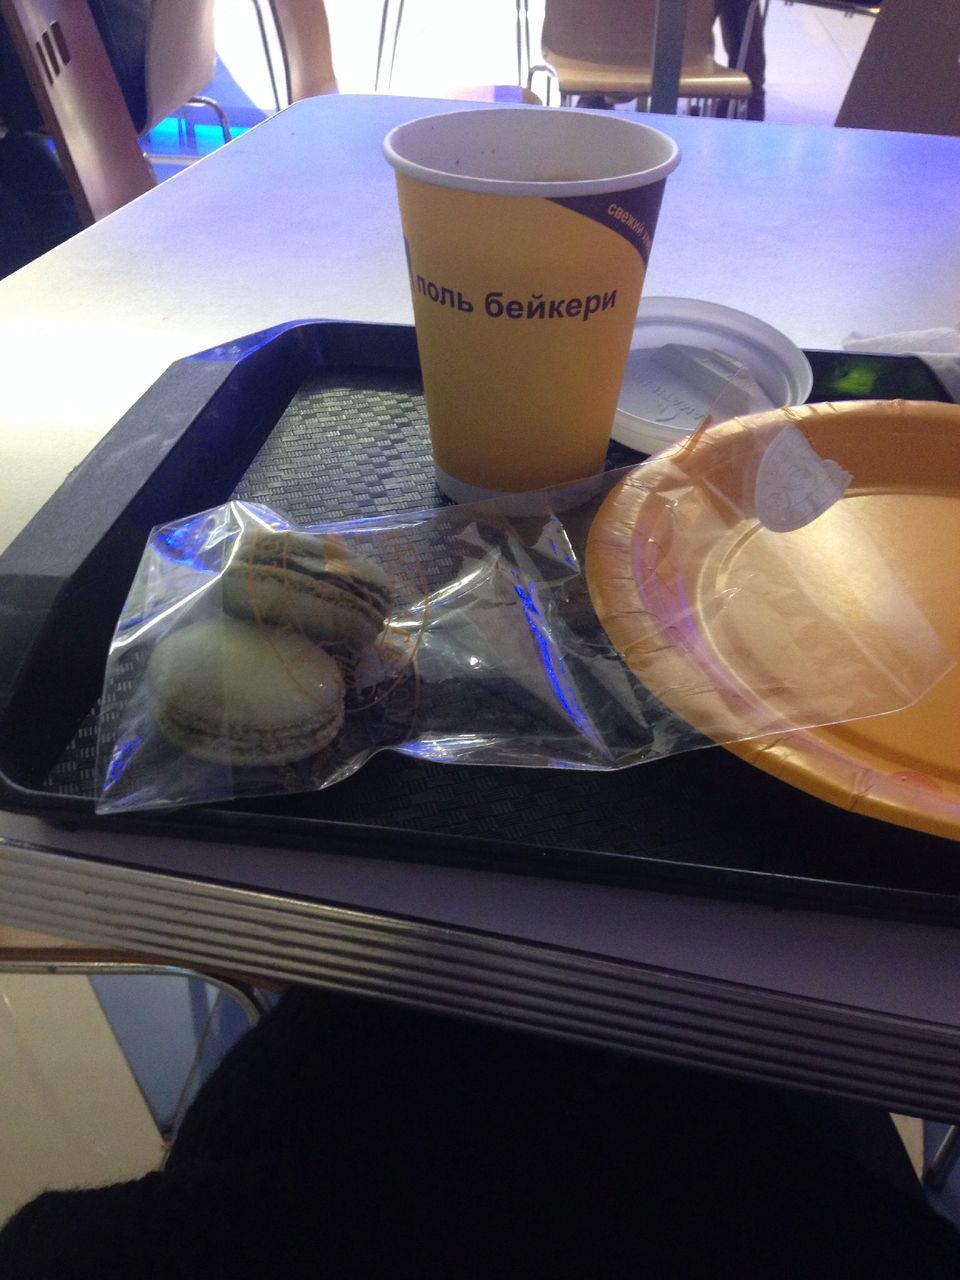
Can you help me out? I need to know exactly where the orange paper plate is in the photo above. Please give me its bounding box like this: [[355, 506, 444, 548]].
[[586, 400, 960, 841]]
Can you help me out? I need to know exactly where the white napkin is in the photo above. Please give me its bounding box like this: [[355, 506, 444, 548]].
[[844, 325, 960, 401]]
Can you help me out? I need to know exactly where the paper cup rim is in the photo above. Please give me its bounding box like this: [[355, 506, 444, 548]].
[[383, 107, 680, 198]]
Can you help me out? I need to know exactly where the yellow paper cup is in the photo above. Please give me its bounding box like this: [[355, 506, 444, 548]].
[[384, 107, 679, 501]]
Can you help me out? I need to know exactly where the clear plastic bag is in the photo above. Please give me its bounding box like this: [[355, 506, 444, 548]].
[[96, 425, 951, 815]]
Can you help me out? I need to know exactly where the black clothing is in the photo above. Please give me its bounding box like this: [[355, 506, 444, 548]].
[[1, 987, 959, 1278], [0, 131, 80, 274]]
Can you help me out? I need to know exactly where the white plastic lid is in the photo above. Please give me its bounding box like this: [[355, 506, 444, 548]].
[[614, 296, 814, 456]]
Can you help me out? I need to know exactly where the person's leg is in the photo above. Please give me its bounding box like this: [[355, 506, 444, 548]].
[[0, 17, 45, 132], [716, 0, 766, 120], [0, 176, 41, 276], [0, 133, 81, 275]]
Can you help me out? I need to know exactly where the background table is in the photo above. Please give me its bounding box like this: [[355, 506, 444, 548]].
[[2, 95, 960, 1120], [3, 94, 959, 554]]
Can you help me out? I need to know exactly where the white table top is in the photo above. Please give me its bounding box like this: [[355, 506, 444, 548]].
[[3, 95, 960, 1117], [2, 94, 960, 553]]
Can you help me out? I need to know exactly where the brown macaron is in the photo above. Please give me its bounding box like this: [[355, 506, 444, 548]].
[[221, 530, 392, 654]]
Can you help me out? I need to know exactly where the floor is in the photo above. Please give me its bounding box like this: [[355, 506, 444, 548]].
[[4, 0, 960, 1242]]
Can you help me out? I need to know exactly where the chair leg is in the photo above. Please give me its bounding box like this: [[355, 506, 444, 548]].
[[189, 96, 232, 146], [515, 0, 522, 86], [527, 62, 559, 107], [388, 0, 406, 89], [650, 0, 689, 114], [161, 982, 265, 1142], [375, 0, 389, 90], [516, 0, 533, 88], [924, 1124, 960, 1192], [249, 0, 283, 113], [375, 0, 406, 92]]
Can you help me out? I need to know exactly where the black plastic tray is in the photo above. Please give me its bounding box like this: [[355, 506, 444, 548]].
[[2, 320, 959, 927]]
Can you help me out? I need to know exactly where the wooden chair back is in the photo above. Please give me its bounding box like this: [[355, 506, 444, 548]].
[[143, 0, 218, 129], [542, 0, 718, 68], [0, 0, 155, 225], [536, 0, 752, 108], [269, 0, 338, 102]]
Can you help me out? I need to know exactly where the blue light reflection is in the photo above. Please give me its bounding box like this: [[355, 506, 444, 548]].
[[153, 514, 226, 572], [512, 576, 602, 749], [104, 734, 143, 788]]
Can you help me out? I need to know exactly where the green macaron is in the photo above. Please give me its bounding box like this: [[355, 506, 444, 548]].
[[221, 530, 392, 653], [147, 617, 345, 766]]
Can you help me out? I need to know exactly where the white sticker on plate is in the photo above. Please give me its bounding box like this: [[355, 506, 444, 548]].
[[753, 426, 852, 532]]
